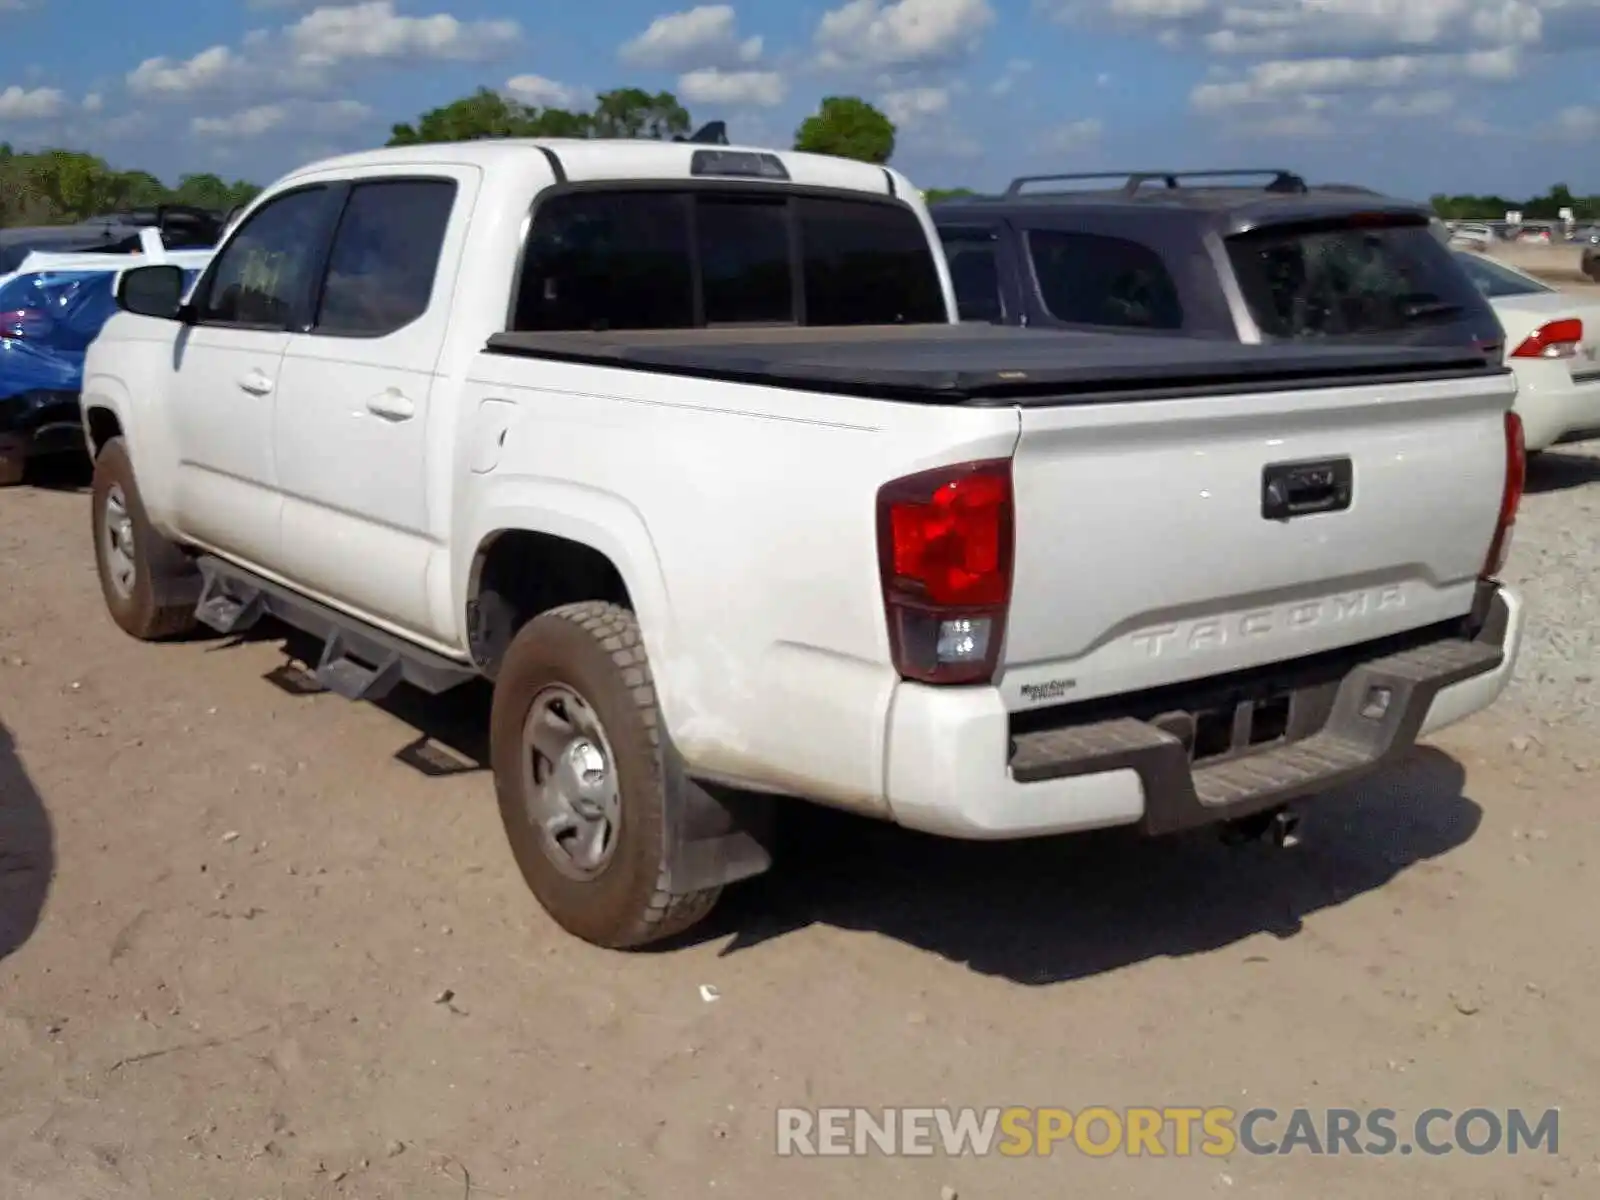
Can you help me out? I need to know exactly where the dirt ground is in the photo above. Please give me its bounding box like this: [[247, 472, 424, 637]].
[[3, 453, 1599, 1199]]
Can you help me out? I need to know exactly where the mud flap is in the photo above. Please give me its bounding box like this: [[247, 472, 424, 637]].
[[660, 738, 777, 895]]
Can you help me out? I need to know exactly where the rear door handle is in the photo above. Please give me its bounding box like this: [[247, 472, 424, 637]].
[[366, 389, 416, 421], [237, 370, 273, 396], [1262, 457, 1353, 520]]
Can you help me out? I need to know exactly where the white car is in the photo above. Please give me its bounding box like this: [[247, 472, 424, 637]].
[[79, 139, 1526, 948], [1455, 250, 1600, 452]]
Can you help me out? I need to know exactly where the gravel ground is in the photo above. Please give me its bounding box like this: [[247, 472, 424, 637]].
[[1487, 445, 1600, 740], [1, 435, 1598, 1199]]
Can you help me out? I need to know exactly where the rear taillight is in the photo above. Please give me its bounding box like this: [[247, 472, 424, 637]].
[[877, 458, 1014, 685], [1510, 317, 1582, 359], [1482, 411, 1525, 579], [0, 308, 49, 340]]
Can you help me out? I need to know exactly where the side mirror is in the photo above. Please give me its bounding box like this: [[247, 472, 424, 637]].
[[116, 264, 187, 320]]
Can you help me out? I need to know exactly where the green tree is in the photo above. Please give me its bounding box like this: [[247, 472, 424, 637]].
[[589, 87, 690, 139], [387, 85, 691, 147], [793, 96, 896, 164], [923, 187, 976, 204]]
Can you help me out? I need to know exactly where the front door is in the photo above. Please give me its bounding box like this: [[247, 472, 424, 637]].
[[169, 185, 342, 566], [272, 171, 472, 639]]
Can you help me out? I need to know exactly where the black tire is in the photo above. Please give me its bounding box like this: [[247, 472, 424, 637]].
[[489, 602, 720, 948], [0, 438, 24, 487], [90, 437, 199, 641]]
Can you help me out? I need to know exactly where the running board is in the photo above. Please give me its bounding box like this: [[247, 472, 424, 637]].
[[194, 556, 477, 701]]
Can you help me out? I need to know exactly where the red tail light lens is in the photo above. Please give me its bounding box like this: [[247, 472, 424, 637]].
[[1483, 411, 1524, 579], [1510, 318, 1582, 359], [877, 459, 1014, 685], [0, 308, 49, 340]]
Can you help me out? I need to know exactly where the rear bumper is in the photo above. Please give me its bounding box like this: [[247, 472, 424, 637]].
[[1512, 362, 1600, 452], [882, 583, 1522, 840]]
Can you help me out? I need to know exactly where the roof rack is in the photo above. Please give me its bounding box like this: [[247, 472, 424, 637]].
[[1004, 169, 1308, 198]]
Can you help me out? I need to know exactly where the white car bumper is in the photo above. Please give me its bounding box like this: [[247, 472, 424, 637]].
[[882, 584, 1524, 840], [1512, 357, 1600, 452]]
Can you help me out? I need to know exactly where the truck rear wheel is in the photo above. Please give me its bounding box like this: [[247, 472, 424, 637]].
[[90, 438, 199, 641], [489, 602, 720, 948]]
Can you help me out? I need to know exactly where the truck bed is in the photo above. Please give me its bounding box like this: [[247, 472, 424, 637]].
[[486, 324, 1502, 405]]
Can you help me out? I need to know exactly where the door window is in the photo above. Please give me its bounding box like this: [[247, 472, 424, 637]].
[[1026, 229, 1184, 330], [314, 179, 458, 337], [196, 187, 332, 329], [938, 228, 1004, 322]]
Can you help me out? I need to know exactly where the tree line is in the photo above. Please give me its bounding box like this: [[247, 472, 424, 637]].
[[0, 143, 261, 227], [0, 89, 901, 228], [1428, 184, 1598, 222], [8, 86, 1591, 227]]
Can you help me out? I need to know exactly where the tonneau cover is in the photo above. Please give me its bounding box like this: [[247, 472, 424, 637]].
[[486, 324, 1502, 404]]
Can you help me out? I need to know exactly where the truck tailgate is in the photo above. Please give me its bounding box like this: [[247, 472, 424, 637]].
[[1000, 369, 1515, 711]]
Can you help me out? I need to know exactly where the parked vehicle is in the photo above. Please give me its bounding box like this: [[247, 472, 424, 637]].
[[0, 235, 212, 485], [1455, 250, 1600, 452], [83, 141, 1525, 948], [1, 240, 212, 486], [930, 169, 1507, 357], [0, 205, 224, 276]]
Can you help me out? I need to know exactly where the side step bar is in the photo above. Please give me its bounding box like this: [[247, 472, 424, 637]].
[[193, 555, 477, 702]]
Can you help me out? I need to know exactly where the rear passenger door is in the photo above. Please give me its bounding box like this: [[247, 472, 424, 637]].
[[272, 169, 475, 639]]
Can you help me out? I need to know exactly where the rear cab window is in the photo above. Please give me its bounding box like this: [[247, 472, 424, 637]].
[[1225, 217, 1493, 340], [511, 188, 946, 331]]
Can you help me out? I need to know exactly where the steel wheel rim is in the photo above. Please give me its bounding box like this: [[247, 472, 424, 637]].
[[521, 684, 621, 880], [101, 484, 137, 600]]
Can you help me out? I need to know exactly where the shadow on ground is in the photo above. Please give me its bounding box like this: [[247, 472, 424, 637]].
[[0, 721, 54, 962], [20, 454, 91, 493], [218, 623, 1482, 984], [703, 747, 1480, 984], [1525, 448, 1600, 495]]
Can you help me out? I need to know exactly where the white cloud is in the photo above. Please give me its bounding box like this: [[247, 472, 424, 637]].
[[882, 85, 951, 126], [126, 3, 518, 100], [288, 1, 519, 68], [815, 0, 996, 71], [191, 97, 374, 138], [1039, 117, 1104, 151], [193, 104, 287, 138], [505, 74, 583, 108], [0, 84, 65, 120], [1042, 0, 1553, 58], [127, 45, 240, 96], [1369, 88, 1455, 116], [620, 6, 762, 70], [81, 92, 104, 112], [677, 68, 786, 107], [1554, 104, 1600, 138], [1190, 50, 1522, 111], [989, 57, 1032, 95]]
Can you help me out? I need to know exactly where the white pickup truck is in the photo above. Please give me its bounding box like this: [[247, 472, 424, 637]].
[[82, 138, 1527, 948]]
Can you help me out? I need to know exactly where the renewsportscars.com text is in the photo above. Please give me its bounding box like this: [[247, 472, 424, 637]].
[[775, 1106, 1560, 1158]]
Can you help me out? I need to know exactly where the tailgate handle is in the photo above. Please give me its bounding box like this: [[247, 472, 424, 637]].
[[1262, 458, 1352, 520]]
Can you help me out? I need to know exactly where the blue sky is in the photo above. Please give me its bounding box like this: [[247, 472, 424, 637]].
[[2, 0, 1598, 202]]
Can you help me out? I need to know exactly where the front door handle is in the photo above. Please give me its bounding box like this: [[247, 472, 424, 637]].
[[366, 389, 416, 421], [237, 370, 273, 396]]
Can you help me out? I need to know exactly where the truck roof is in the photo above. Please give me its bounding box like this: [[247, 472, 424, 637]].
[[278, 139, 909, 200]]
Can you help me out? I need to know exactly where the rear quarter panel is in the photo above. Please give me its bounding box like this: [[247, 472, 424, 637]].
[[456, 353, 1019, 813]]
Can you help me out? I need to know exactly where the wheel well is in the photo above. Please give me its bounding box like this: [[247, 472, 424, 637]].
[[85, 407, 122, 458], [467, 530, 632, 673]]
